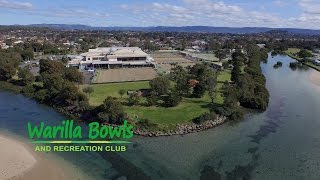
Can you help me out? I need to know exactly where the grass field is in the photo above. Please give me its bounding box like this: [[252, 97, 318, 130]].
[[81, 81, 150, 106], [125, 95, 211, 126], [217, 70, 231, 82], [83, 70, 230, 127], [182, 52, 219, 62], [286, 48, 300, 55]]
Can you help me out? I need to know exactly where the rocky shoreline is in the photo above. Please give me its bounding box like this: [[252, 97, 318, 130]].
[[133, 116, 227, 137]]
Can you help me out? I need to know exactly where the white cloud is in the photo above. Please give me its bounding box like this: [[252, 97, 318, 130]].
[[283, 0, 320, 28], [118, 0, 289, 27], [0, 0, 32, 9], [298, 0, 320, 15]]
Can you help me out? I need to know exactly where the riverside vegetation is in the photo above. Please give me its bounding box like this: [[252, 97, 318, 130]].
[[0, 43, 269, 135]]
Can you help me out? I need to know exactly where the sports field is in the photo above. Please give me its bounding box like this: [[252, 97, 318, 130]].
[[95, 68, 157, 83]]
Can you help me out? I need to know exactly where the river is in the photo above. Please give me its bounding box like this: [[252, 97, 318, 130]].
[[1, 54, 320, 179]]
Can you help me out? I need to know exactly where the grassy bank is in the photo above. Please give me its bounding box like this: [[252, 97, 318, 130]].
[[286, 48, 320, 71]]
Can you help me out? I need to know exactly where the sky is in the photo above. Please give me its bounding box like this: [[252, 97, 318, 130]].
[[0, 0, 319, 29]]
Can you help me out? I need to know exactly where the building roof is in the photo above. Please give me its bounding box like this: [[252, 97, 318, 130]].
[[81, 47, 148, 58]]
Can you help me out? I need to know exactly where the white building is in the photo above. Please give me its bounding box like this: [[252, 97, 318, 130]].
[[68, 47, 156, 69]]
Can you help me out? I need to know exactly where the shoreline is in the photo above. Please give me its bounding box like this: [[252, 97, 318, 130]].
[[0, 132, 91, 180], [0, 86, 230, 137], [132, 116, 227, 137], [0, 134, 36, 180], [309, 70, 320, 87]]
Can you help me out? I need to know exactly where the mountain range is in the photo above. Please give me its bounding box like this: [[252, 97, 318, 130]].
[[24, 24, 320, 35]]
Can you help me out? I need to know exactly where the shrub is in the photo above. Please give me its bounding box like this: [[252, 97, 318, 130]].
[[162, 92, 182, 107], [21, 84, 35, 97], [146, 91, 158, 106], [273, 61, 282, 68], [82, 86, 94, 96], [127, 92, 140, 106], [0, 81, 21, 93], [289, 62, 299, 69], [192, 112, 217, 124]]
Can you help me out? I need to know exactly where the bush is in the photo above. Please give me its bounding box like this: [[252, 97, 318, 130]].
[[273, 61, 282, 68], [33, 89, 49, 102], [212, 106, 233, 117], [21, 84, 35, 97], [212, 105, 244, 121], [289, 62, 299, 69], [162, 92, 182, 107], [82, 86, 94, 96], [127, 92, 140, 106], [192, 112, 217, 124], [146, 91, 158, 106], [229, 108, 244, 121], [0, 81, 21, 93]]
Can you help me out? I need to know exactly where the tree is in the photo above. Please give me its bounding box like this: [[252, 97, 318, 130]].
[[231, 63, 241, 83], [175, 77, 191, 96], [53, 80, 80, 107], [98, 96, 124, 124], [170, 65, 190, 96], [18, 67, 35, 85], [170, 65, 188, 81], [222, 61, 229, 69], [21, 83, 35, 97], [41, 72, 64, 96], [146, 91, 158, 106], [193, 83, 205, 98], [208, 88, 215, 103], [118, 89, 126, 98], [64, 68, 83, 85], [298, 49, 313, 58], [39, 59, 65, 75], [34, 89, 49, 102], [0, 62, 16, 81], [83, 86, 94, 97], [163, 92, 182, 107], [149, 76, 170, 95], [215, 49, 227, 61], [21, 49, 34, 60]]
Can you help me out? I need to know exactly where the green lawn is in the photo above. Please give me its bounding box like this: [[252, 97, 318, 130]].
[[182, 52, 230, 62], [217, 70, 231, 82], [82, 81, 150, 106], [84, 73, 227, 127], [286, 48, 300, 55], [125, 95, 211, 126]]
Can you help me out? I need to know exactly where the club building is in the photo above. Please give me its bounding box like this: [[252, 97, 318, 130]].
[[67, 47, 156, 69]]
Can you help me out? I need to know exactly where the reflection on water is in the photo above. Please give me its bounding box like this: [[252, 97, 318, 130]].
[[1, 54, 320, 179]]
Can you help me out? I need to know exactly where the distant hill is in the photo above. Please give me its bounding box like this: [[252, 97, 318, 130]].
[[26, 24, 320, 35]]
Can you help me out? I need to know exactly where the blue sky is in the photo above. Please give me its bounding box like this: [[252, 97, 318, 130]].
[[0, 0, 319, 29]]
